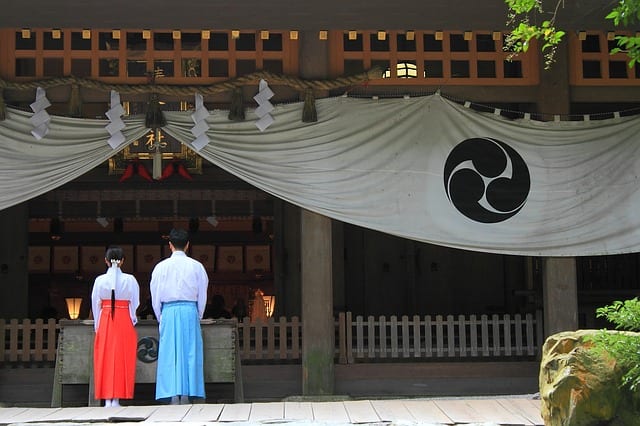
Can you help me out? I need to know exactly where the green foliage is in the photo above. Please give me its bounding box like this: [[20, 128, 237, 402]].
[[596, 298, 640, 331], [589, 298, 640, 392], [504, 0, 542, 15], [505, 0, 640, 69], [611, 35, 640, 68], [503, 0, 565, 69], [606, 0, 640, 68], [606, 0, 640, 27]]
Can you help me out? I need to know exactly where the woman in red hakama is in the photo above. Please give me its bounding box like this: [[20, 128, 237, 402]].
[[91, 246, 140, 407]]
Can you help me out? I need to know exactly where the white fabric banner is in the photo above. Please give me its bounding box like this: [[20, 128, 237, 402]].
[[2, 93, 640, 256], [165, 94, 640, 257], [0, 108, 147, 209]]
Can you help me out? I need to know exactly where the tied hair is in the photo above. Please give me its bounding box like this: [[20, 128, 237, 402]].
[[109, 259, 121, 319], [111, 289, 115, 319]]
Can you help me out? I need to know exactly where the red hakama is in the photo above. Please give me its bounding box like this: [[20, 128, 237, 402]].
[[93, 299, 137, 400]]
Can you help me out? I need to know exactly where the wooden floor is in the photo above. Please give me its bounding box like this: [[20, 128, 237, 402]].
[[0, 397, 543, 425]]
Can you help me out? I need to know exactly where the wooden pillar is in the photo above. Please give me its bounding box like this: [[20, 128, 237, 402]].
[[301, 209, 334, 395], [0, 203, 29, 319], [542, 257, 578, 336], [332, 221, 345, 313], [298, 30, 334, 396], [536, 40, 571, 115], [537, 42, 578, 337]]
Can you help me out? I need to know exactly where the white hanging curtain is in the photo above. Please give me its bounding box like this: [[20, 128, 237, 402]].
[[164, 94, 640, 257], [0, 108, 147, 210], [3, 94, 640, 256]]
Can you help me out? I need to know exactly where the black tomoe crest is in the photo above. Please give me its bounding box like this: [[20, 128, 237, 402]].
[[443, 138, 530, 223], [137, 336, 159, 363]]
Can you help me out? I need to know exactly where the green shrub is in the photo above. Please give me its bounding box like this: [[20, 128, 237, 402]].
[[590, 298, 640, 392]]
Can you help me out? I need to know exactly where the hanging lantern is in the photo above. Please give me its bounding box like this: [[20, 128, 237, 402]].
[[65, 297, 82, 320]]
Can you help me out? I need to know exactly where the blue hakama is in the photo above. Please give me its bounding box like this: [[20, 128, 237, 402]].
[[155, 300, 205, 400]]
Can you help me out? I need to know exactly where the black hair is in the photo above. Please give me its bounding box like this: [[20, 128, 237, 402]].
[[169, 228, 189, 250], [105, 246, 124, 262], [105, 245, 124, 319]]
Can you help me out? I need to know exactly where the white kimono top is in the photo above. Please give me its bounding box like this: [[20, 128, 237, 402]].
[[91, 265, 140, 331], [150, 250, 209, 322]]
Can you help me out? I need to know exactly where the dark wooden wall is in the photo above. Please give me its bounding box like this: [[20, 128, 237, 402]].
[[0, 1, 610, 30]]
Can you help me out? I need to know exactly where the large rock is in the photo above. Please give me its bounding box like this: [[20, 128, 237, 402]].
[[539, 329, 640, 426]]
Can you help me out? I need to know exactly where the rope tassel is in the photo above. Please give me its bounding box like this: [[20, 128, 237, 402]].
[[228, 87, 245, 121], [302, 88, 317, 122], [68, 84, 82, 117]]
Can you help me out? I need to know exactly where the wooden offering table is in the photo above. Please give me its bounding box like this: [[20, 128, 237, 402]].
[[51, 318, 242, 407]]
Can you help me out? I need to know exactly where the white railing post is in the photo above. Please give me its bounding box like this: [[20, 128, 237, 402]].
[[515, 314, 523, 356], [367, 315, 376, 359], [481, 315, 490, 356], [346, 312, 353, 363], [356, 315, 364, 358], [390, 315, 398, 358], [446, 315, 455, 358], [470, 314, 478, 357], [425, 315, 433, 358], [503, 314, 512, 356], [492, 314, 501, 356], [458, 314, 467, 357], [2, 312, 545, 366], [412, 314, 421, 358], [379, 316, 387, 358], [435, 315, 444, 357]]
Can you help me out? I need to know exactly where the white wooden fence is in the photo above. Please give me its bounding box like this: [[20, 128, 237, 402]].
[[0, 318, 58, 363], [1, 311, 543, 365], [336, 311, 544, 363], [237, 316, 301, 361]]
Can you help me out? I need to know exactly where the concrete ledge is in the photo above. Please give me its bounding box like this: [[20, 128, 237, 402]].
[[0, 361, 539, 407]]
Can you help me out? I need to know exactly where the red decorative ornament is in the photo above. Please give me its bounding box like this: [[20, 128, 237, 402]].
[[119, 163, 135, 183], [159, 161, 193, 181], [136, 162, 153, 182], [120, 160, 191, 182], [159, 162, 175, 180], [119, 161, 153, 183], [177, 163, 193, 180]]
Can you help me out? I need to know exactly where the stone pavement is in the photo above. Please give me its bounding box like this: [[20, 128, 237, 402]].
[[0, 395, 544, 425]]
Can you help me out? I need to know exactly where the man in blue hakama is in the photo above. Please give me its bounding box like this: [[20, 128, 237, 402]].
[[150, 228, 209, 404]]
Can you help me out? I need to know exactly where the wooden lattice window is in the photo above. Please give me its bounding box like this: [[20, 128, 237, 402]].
[[569, 31, 640, 85], [329, 30, 539, 85], [1, 28, 299, 83]]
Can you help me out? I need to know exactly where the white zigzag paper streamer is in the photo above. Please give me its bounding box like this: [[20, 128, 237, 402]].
[[190, 93, 210, 152], [30, 87, 51, 140], [253, 79, 274, 131], [105, 90, 126, 149]]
